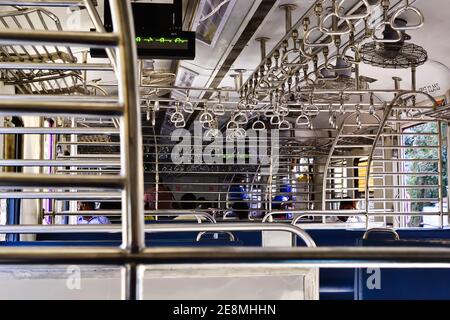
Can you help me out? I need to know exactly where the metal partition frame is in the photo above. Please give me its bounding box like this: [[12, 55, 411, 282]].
[[0, 0, 144, 300], [321, 90, 445, 229]]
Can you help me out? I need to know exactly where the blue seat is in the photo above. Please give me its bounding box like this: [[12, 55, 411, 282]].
[[304, 228, 450, 300], [36, 231, 262, 246], [356, 238, 450, 300], [0, 239, 245, 247]]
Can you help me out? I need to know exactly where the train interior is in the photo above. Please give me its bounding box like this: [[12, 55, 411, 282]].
[[0, 0, 450, 300]]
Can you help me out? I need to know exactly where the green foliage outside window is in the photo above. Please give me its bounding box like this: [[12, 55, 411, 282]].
[[404, 123, 448, 214]]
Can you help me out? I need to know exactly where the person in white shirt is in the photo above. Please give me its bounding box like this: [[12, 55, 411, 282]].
[[327, 197, 363, 224], [76, 201, 111, 225]]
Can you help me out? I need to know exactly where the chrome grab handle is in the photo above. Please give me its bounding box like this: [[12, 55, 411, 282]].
[[252, 120, 266, 131], [278, 119, 291, 130], [335, 0, 371, 20], [390, 4, 424, 31], [363, 228, 400, 241], [295, 115, 311, 127], [373, 22, 402, 43], [319, 13, 352, 36]]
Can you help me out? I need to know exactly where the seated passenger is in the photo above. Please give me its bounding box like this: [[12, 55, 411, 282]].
[[272, 195, 293, 220], [77, 201, 111, 225], [144, 184, 173, 221], [144, 184, 173, 210], [272, 185, 294, 220], [197, 197, 215, 216], [232, 201, 250, 220], [174, 193, 199, 221], [228, 176, 250, 220], [180, 193, 197, 210], [326, 197, 363, 223], [197, 197, 210, 210]]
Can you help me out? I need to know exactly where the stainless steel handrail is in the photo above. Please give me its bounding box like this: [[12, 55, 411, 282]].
[[0, 0, 143, 300], [0, 0, 84, 6], [0, 247, 450, 268], [0, 29, 119, 47], [262, 210, 367, 223], [49, 210, 217, 224], [0, 223, 316, 248]]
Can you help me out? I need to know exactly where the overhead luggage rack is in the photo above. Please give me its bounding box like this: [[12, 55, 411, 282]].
[[0, 6, 87, 94]]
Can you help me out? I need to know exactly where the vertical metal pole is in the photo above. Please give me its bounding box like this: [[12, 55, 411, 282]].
[[69, 117, 78, 225], [279, 4, 297, 33], [122, 263, 144, 301], [109, 0, 145, 299], [438, 121, 444, 228], [411, 67, 417, 91], [110, 0, 145, 252], [39, 117, 44, 224], [234, 69, 246, 91], [447, 124, 450, 226], [153, 127, 159, 211], [255, 37, 270, 62], [84, 0, 118, 72]]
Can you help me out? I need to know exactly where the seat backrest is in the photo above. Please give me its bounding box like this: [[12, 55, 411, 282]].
[[356, 238, 450, 300]]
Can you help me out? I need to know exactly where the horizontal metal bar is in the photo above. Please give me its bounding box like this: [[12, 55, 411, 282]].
[[336, 145, 439, 149], [2, 247, 450, 266], [0, 95, 116, 102], [369, 199, 440, 202], [0, 128, 120, 135], [328, 166, 384, 170], [144, 171, 294, 175], [367, 212, 445, 216], [0, 223, 316, 247], [0, 101, 123, 117], [59, 155, 120, 159], [0, 0, 83, 6], [371, 172, 439, 176], [58, 142, 122, 146], [385, 119, 439, 123], [132, 84, 237, 93], [331, 155, 375, 159], [53, 210, 217, 223], [0, 30, 119, 48], [0, 160, 120, 167], [329, 185, 439, 191], [0, 174, 123, 189], [0, 192, 120, 200], [0, 62, 114, 71], [56, 170, 120, 174], [339, 133, 438, 137], [263, 210, 366, 223], [372, 159, 440, 162]]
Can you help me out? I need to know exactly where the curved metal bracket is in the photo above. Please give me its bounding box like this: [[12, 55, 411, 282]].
[[196, 231, 236, 242], [363, 228, 400, 241], [304, 26, 333, 47], [319, 13, 352, 36]]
